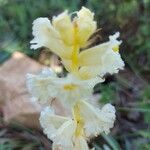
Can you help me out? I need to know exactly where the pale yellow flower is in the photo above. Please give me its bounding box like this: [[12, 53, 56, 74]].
[[30, 7, 124, 80], [29, 8, 120, 149], [39, 101, 116, 150], [26, 68, 102, 106]]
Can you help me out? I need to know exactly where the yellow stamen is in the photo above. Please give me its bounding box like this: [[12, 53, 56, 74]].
[[63, 84, 77, 90], [71, 22, 79, 72], [73, 102, 84, 137], [112, 45, 119, 52]]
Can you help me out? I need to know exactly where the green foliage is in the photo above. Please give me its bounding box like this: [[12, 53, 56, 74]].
[[133, 137, 150, 150], [0, 123, 48, 150], [95, 83, 117, 104], [138, 130, 150, 138], [101, 133, 121, 150], [0, 143, 12, 150], [138, 86, 150, 123], [92, 134, 121, 150], [0, 50, 11, 64]]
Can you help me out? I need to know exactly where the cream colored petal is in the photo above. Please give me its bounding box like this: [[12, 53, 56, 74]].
[[78, 33, 124, 77], [79, 32, 123, 66], [52, 119, 76, 150], [77, 7, 94, 19], [78, 100, 116, 137], [39, 107, 69, 140], [62, 59, 104, 80], [76, 7, 97, 47], [78, 51, 124, 78], [26, 68, 57, 104], [99, 104, 116, 134], [69, 74, 103, 88], [78, 32, 122, 65], [52, 73, 100, 108], [62, 60, 104, 80], [79, 49, 124, 79], [73, 136, 89, 150], [100, 49, 124, 75], [78, 100, 103, 137], [52, 144, 64, 150], [78, 65, 102, 80], [78, 43, 109, 66], [53, 11, 74, 46], [30, 17, 71, 58]]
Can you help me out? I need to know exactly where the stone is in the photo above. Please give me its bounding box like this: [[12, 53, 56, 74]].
[[0, 52, 43, 129]]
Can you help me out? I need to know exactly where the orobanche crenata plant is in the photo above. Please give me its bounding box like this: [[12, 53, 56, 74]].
[[26, 7, 124, 150]]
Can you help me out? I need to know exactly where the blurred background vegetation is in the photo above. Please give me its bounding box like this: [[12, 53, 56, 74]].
[[0, 0, 150, 150]]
